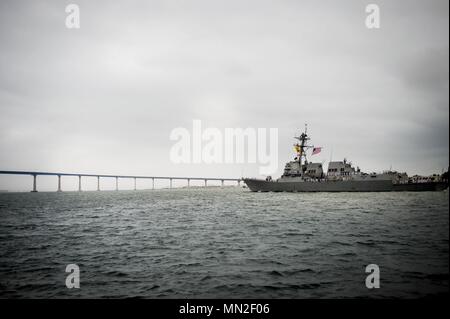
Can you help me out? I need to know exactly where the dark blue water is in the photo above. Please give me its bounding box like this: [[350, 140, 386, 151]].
[[0, 188, 448, 298]]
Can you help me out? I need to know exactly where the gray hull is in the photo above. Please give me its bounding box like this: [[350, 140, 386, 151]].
[[243, 179, 448, 192]]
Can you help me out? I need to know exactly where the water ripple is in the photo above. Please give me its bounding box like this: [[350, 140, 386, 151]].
[[0, 188, 448, 298]]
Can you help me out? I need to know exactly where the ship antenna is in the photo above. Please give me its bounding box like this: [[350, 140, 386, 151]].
[[294, 124, 312, 168]]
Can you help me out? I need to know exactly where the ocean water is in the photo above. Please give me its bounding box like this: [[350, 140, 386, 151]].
[[0, 187, 448, 298]]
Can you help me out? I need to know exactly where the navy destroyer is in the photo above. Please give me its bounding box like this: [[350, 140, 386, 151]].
[[244, 126, 448, 192]]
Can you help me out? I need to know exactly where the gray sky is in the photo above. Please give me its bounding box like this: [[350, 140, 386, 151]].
[[0, 0, 448, 191]]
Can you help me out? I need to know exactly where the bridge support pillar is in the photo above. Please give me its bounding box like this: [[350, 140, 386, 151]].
[[152, 178, 155, 190], [134, 178, 137, 191], [204, 179, 207, 187], [115, 177, 118, 191], [187, 179, 190, 188], [57, 175, 62, 192], [238, 180, 241, 187], [97, 176, 100, 191], [169, 178, 172, 189], [31, 174, 37, 192], [221, 180, 224, 187], [78, 175, 82, 192]]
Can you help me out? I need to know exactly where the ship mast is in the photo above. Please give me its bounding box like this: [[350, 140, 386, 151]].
[[294, 123, 313, 168]]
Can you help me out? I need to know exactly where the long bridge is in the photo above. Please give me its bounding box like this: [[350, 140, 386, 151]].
[[0, 170, 242, 192]]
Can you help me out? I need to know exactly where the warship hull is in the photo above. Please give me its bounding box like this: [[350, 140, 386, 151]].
[[243, 178, 448, 192]]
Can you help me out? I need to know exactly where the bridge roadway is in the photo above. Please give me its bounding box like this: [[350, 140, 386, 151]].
[[0, 170, 242, 192]]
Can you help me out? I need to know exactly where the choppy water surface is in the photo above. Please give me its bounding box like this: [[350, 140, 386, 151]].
[[0, 188, 448, 298]]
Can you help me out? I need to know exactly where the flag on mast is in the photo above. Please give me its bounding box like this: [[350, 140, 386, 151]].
[[312, 147, 322, 155]]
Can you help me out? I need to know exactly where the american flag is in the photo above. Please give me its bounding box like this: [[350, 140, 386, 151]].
[[312, 147, 322, 155]]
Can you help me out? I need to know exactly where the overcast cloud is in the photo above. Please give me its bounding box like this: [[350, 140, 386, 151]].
[[0, 0, 448, 191]]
